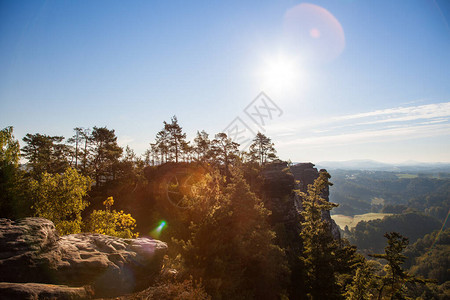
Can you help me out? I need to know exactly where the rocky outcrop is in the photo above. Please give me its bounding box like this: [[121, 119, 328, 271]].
[[0, 282, 92, 300], [0, 218, 168, 298], [290, 163, 341, 240], [261, 162, 340, 240]]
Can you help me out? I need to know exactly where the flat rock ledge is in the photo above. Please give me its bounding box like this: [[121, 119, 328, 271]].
[[0, 282, 92, 300], [0, 218, 168, 299]]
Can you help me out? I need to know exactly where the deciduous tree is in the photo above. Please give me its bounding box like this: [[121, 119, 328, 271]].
[[30, 168, 92, 234], [0, 126, 27, 218]]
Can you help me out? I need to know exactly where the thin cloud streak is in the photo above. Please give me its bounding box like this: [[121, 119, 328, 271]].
[[278, 123, 450, 148], [267, 102, 450, 137], [333, 102, 450, 122], [271, 102, 450, 149]]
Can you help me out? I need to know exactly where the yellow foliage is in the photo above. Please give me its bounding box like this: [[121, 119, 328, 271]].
[[31, 168, 92, 235], [86, 196, 138, 238]]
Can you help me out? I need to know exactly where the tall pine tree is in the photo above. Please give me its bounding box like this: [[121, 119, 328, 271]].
[[298, 170, 341, 299]]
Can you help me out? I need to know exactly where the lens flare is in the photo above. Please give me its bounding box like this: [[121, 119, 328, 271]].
[[428, 208, 450, 250], [150, 220, 167, 238], [284, 3, 346, 63]]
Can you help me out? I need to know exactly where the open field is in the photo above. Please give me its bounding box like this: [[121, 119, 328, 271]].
[[396, 173, 419, 179], [331, 213, 393, 230]]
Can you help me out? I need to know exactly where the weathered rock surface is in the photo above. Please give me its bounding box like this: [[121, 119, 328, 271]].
[[0, 218, 167, 298], [291, 163, 341, 240], [0, 282, 92, 300], [261, 162, 340, 240]]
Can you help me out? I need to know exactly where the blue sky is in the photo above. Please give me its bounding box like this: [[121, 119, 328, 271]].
[[1, 0, 449, 163]]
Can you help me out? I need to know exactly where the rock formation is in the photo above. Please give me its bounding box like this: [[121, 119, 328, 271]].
[[290, 163, 341, 240], [0, 218, 167, 298], [260, 161, 341, 298], [261, 162, 340, 242]]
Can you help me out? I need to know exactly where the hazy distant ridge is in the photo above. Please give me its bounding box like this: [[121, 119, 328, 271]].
[[315, 159, 450, 173]]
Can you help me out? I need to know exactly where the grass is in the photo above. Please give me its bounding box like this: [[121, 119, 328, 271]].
[[332, 212, 393, 230]]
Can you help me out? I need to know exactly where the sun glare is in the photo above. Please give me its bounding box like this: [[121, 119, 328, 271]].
[[259, 53, 304, 96]]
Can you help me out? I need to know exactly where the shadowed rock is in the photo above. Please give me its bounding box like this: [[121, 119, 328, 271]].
[[291, 163, 341, 240], [0, 282, 92, 300], [0, 218, 167, 298]]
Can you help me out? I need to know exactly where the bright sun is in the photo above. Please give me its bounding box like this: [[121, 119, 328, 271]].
[[259, 54, 302, 95]]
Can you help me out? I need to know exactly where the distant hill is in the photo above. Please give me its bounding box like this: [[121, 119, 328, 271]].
[[316, 159, 450, 173]]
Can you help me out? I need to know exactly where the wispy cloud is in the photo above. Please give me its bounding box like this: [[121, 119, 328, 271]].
[[272, 102, 450, 148], [279, 123, 450, 147], [333, 102, 450, 122]]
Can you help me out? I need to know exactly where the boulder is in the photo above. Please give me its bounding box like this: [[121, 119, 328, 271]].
[[0, 218, 168, 298]]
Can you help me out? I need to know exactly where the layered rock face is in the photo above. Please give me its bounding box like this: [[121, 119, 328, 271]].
[[261, 162, 340, 240], [0, 218, 167, 298], [290, 163, 341, 240]]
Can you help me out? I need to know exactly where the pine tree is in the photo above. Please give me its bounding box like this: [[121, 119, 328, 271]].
[[209, 132, 240, 177], [67, 127, 91, 171], [175, 167, 289, 299], [164, 116, 187, 163], [344, 262, 375, 300], [193, 130, 210, 161], [22, 133, 70, 176], [155, 128, 170, 163], [370, 232, 425, 300], [248, 132, 277, 165], [89, 127, 123, 185], [298, 170, 341, 299]]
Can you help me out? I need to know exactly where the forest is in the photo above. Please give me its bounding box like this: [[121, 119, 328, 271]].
[[1, 117, 449, 299]]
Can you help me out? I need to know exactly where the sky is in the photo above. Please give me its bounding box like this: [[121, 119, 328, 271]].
[[1, 0, 449, 163]]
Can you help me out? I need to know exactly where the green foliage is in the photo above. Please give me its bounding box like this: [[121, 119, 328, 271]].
[[22, 133, 70, 176], [404, 228, 450, 284], [329, 170, 450, 216], [164, 116, 188, 163], [344, 262, 375, 300], [297, 171, 342, 299], [174, 168, 289, 299], [67, 127, 91, 171], [0, 126, 30, 218], [85, 196, 138, 238], [90, 126, 123, 185], [349, 213, 442, 253], [1, 126, 20, 167], [370, 232, 425, 299], [193, 130, 211, 162], [248, 132, 277, 165], [31, 168, 92, 235], [209, 133, 240, 177]]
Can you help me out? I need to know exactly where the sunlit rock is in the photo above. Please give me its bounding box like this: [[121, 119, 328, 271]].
[[0, 217, 167, 298]]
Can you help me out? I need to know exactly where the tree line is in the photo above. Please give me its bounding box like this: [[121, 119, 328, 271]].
[[15, 115, 277, 186]]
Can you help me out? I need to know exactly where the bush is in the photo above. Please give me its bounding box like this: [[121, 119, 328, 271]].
[[85, 196, 138, 238]]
